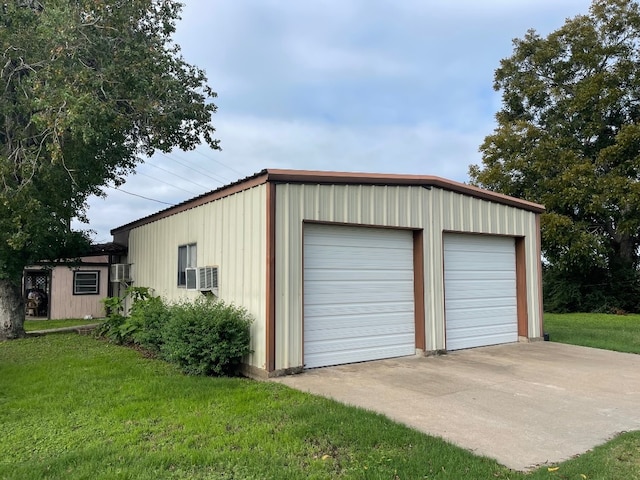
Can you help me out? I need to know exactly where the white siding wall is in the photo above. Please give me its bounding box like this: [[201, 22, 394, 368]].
[[275, 183, 542, 370], [126, 185, 267, 369]]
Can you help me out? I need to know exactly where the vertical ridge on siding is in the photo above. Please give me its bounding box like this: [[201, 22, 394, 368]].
[[127, 184, 267, 369], [127, 178, 542, 374], [429, 188, 542, 350], [275, 183, 428, 370]]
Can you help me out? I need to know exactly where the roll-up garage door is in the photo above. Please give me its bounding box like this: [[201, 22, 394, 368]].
[[304, 224, 415, 369], [444, 234, 518, 350]]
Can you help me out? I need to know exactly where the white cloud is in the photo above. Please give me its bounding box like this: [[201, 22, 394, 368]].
[[77, 0, 594, 241]]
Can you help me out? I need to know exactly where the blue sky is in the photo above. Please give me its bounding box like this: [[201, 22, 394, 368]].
[[77, 0, 592, 242]]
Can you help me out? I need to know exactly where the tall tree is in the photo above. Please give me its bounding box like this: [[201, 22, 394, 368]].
[[0, 0, 219, 338], [470, 0, 640, 312]]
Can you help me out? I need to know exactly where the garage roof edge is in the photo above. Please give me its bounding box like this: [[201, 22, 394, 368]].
[[265, 169, 545, 213], [110, 169, 545, 235]]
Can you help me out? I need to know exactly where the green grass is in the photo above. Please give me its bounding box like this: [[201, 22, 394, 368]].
[[544, 312, 640, 354], [23, 318, 101, 332], [1, 335, 639, 479]]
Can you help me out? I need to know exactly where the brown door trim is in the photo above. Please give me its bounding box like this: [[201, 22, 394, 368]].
[[515, 237, 529, 337], [413, 230, 426, 350], [535, 214, 544, 336]]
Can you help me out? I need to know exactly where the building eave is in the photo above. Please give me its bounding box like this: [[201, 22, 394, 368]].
[[111, 169, 545, 235]]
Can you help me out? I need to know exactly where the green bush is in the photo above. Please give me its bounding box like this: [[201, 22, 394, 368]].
[[543, 263, 640, 313], [97, 289, 253, 377], [97, 287, 156, 344], [129, 296, 170, 353], [160, 297, 253, 376], [95, 295, 129, 343]]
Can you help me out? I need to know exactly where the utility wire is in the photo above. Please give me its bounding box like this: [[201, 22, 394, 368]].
[[143, 162, 212, 191], [136, 171, 199, 195], [192, 148, 245, 177], [109, 186, 175, 206], [172, 151, 236, 183], [158, 151, 231, 184]]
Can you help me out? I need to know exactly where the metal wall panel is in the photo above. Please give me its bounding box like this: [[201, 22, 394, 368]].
[[126, 184, 267, 369], [427, 188, 541, 350], [275, 183, 426, 370], [275, 183, 542, 370], [122, 179, 542, 374]]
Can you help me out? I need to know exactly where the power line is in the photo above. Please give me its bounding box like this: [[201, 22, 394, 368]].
[[143, 161, 212, 191], [192, 148, 245, 177], [157, 151, 231, 184], [109, 186, 175, 206], [136, 171, 199, 195]]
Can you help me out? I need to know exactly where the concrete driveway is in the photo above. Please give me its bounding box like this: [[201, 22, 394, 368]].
[[273, 342, 640, 471]]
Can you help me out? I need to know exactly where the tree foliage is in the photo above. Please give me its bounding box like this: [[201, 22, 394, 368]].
[[0, 0, 219, 338], [470, 0, 640, 312]]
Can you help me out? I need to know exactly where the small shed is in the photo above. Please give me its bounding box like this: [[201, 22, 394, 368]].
[[23, 242, 127, 319], [111, 169, 545, 377]]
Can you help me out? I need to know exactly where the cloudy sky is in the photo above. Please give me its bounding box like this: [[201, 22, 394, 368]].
[[76, 0, 593, 242]]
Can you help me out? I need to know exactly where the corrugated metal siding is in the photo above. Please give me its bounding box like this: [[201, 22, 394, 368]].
[[429, 188, 541, 351], [275, 184, 426, 370], [126, 184, 267, 369], [275, 183, 542, 370]]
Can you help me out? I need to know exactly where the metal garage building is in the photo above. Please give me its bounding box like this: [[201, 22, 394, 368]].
[[111, 169, 544, 377]]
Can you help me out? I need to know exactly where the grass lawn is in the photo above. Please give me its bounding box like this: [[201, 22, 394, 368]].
[[544, 312, 640, 354], [23, 318, 102, 332], [1, 335, 639, 479]]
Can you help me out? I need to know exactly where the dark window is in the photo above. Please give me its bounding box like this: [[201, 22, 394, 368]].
[[177, 243, 197, 286], [73, 271, 100, 295]]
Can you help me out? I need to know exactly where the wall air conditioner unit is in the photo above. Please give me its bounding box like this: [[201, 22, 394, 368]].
[[110, 264, 132, 282], [185, 267, 198, 290], [198, 266, 219, 294]]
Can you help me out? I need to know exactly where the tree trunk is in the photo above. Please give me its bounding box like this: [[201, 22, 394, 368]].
[[615, 234, 638, 268], [0, 278, 25, 340]]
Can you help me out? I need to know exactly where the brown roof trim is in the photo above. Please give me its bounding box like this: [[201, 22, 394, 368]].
[[111, 169, 544, 234], [264, 169, 545, 213], [111, 171, 270, 234]]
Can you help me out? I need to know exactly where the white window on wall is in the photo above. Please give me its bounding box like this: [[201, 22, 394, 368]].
[[73, 271, 100, 295], [177, 243, 197, 287]]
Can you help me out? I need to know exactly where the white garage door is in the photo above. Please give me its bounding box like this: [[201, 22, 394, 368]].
[[304, 224, 415, 369], [444, 234, 518, 350]]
